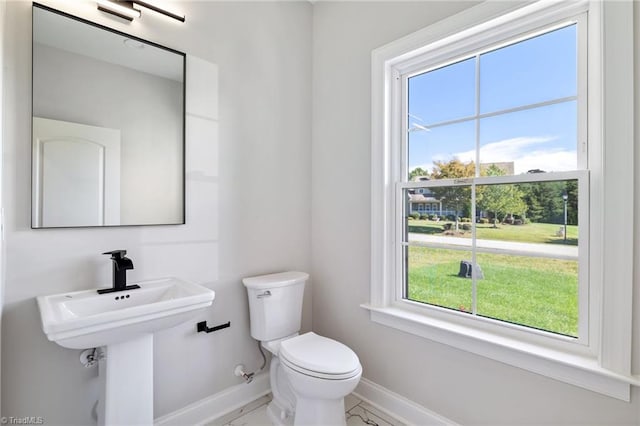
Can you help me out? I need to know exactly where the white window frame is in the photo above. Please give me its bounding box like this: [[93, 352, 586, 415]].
[[366, 0, 637, 400], [398, 172, 589, 341], [397, 13, 589, 345]]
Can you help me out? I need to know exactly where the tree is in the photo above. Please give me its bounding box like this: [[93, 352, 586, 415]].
[[477, 165, 527, 226], [565, 180, 578, 225], [478, 184, 527, 226], [408, 167, 429, 180], [429, 159, 474, 230], [430, 159, 475, 180], [517, 179, 577, 225]]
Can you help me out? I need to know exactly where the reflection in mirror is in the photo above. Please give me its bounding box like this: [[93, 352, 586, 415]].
[[32, 3, 185, 228]]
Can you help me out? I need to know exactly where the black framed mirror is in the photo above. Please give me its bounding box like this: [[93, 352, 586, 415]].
[[32, 3, 185, 228]]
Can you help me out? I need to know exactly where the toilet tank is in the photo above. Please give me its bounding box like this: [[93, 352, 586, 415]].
[[242, 271, 308, 341]]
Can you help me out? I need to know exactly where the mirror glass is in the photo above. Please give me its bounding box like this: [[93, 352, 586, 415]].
[[32, 4, 185, 228]]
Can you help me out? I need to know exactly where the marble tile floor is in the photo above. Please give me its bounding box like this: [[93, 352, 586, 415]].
[[207, 393, 405, 426]]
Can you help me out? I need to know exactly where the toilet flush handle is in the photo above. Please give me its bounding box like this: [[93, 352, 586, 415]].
[[257, 290, 272, 298]]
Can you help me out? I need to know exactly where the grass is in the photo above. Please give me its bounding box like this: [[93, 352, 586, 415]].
[[407, 246, 578, 336], [407, 220, 579, 245]]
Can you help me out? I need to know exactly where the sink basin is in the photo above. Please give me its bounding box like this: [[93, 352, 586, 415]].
[[37, 277, 215, 349], [38, 277, 216, 425]]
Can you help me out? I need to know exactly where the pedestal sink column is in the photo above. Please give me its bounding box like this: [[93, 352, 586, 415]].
[[98, 334, 154, 426]]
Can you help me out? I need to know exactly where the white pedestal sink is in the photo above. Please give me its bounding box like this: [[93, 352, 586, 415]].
[[37, 278, 215, 426]]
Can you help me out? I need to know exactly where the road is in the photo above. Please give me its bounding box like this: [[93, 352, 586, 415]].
[[408, 233, 578, 260]]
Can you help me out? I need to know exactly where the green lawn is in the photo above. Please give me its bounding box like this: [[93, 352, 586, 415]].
[[407, 247, 578, 336], [407, 220, 579, 245]]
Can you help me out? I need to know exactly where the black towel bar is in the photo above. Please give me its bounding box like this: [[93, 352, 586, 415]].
[[196, 321, 231, 333]]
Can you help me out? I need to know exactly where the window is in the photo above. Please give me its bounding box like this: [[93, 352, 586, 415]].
[[368, 0, 636, 400], [403, 22, 587, 340]]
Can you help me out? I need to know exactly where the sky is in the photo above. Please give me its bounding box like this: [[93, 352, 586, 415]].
[[408, 24, 578, 176]]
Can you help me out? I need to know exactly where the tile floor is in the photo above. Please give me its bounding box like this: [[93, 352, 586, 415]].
[[207, 393, 404, 426]]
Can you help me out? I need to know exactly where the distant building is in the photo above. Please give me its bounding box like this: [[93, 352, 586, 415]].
[[407, 176, 458, 217], [407, 161, 515, 217]]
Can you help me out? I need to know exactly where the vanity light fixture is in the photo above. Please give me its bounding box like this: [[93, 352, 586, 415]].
[[97, 0, 185, 23], [97, 0, 141, 22]]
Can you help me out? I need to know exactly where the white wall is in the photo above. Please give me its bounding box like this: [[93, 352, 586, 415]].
[[33, 43, 184, 225], [633, 0, 640, 381], [311, 2, 640, 425], [5, 0, 639, 424], [2, 1, 311, 424], [0, 0, 6, 415]]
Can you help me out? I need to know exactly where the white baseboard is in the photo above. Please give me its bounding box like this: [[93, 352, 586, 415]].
[[353, 378, 458, 426], [154, 373, 455, 426], [154, 372, 270, 426]]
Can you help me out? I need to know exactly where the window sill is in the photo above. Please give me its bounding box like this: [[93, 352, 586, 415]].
[[360, 303, 637, 401]]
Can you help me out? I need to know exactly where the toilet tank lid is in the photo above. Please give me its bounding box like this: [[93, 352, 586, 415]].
[[242, 271, 309, 289]]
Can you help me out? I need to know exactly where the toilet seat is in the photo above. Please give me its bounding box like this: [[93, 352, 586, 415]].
[[279, 332, 361, 380], [280, 355, 361, 380]]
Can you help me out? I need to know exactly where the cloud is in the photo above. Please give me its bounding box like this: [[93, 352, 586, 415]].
[[410, 136, 577, 175], [477, 136, 575, 174], [454, 136, 554, 162]]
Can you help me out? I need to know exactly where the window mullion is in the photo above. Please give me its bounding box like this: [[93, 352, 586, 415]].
[[474, 53, 481, 177], [471, 53, 481, 315], [471, 183, 478, 315], [420, 95, 578, 130]]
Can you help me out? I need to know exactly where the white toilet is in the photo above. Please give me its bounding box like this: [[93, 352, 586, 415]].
[[243, 271, 362, 426]]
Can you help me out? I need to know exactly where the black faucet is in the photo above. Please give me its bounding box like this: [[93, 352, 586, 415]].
[[98, 250, 140, 294]]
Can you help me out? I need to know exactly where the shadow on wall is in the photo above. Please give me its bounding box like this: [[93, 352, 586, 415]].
[[2, 300, 99, 425]]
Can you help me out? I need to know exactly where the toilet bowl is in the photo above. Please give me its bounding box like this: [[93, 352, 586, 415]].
[[261, 332, 362, 426], [242, 272, 362, 426], [279, 332, 362, 426]]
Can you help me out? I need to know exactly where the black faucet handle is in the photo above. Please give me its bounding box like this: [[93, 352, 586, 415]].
[[116, 257, 134, 270], [103, 250, 128, 259]]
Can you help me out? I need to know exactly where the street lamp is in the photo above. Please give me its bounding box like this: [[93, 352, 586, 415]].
[[562, 191, 568, 243]]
